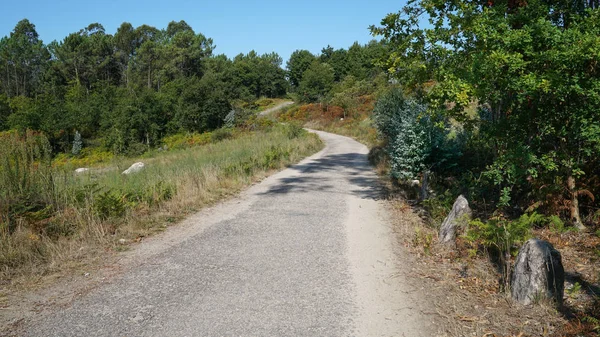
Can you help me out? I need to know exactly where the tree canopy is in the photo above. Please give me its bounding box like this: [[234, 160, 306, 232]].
[[0, 19, 289, 154], [371, 0, 600, 227]]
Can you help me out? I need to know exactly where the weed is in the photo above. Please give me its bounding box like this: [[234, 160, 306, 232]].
[[413, 227, 434, 254], [567, 282, 582, 296], [582, 316, 600, 333], [422, 190, 455, 226], [466, 213, 536, 290], [281, 123, 305, 139]]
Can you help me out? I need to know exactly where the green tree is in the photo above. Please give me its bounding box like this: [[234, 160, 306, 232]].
[[0, 19, 49, 97], [320, 46, 349, 81], [286, 50, 316, 88], [371, 0, 600, 228], [298, 61, 335, 103]]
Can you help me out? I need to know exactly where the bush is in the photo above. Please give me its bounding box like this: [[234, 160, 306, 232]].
[[466, 212, 543, 290], [94, 189, 128, 220], [0, 130, 54, 233], [281, 123, 305, 139], [373, 89, 431, 180], [210, 128, 233, 142], [162, 132, 212, 150]]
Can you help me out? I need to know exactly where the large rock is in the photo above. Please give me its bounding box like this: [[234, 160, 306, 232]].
[[439, 195, 471, 244], [511, 239, 564, 306], [122, 162, 145, 175]]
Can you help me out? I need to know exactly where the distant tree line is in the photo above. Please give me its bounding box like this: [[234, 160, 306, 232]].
[[286, 41, 388, 103], [0, 19, 288, 154]]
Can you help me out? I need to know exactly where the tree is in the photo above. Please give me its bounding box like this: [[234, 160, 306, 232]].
[[286, 50, 316, 88], [0, 19, 49, 97], [371, 0, 600, 228], [233, 51, 287, 99], [114, 22, 136, 86], [298, 61, 335, 103]]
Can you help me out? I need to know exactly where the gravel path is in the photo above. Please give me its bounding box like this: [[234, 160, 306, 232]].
[[258, 101, 294, 116], [24, 130, 434, 337]]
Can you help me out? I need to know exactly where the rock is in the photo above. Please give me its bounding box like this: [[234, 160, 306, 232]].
[[511, 239, 564, 306], [439, 195, 471, 244], [122, 162, 145, 175], [74, 168, 89, 174]]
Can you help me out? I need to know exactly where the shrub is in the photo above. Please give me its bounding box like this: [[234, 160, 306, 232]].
[[373, 89, 431, 180], [71, 131, 82, 156], [162, 132, 212, 150], [210, 128, 233, 142], [466, 212, 542, 290], [0, 130, 54, 233], [94, 189, 128, 220], [281, 123, 305, 139]]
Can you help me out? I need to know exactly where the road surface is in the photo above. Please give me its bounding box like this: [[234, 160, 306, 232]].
[[24, 130, 434, 337], [258, 101, 294, 116]]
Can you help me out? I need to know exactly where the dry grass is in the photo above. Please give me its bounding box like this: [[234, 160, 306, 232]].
[[386, 197, 569, 336], [384, 191, 600, 336], [0, 126, 324, 291]]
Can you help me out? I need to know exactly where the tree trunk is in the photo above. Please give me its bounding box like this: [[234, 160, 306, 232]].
[[567, 175, 586, 231]]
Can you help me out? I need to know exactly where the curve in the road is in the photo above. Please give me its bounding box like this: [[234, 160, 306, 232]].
[[25, 130, 434, 337]]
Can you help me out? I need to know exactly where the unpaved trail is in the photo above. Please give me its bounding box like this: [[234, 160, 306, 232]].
[[258, 100, 294, 116], [22, 130, 435, 336]]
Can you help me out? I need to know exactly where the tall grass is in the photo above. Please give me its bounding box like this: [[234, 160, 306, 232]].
[[0, 125, 323, 282]]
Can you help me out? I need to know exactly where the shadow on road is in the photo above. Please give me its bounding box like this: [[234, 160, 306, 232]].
[[259, 152, 383, 200]]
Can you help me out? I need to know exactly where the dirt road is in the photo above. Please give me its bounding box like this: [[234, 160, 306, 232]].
[[258, 100, 294, 116], [23, 130, 434, 336]]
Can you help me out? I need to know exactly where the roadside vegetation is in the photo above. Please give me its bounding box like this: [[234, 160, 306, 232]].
[[2, 2, 600, 334], [272, 1, 600, 334], [0, 19, 322, 286], [1, 123, 321, 284]]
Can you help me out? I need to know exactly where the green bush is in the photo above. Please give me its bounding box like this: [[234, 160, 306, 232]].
[[373, 89, 442, 180], [281, 123, 305, 139], [210, 128, 233, 142], [94, 189, 128, 220], [263, 146, 289, 168], [466, 212, 543, 290]]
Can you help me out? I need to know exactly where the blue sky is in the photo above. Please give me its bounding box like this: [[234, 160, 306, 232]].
[[1, 0, 403, 64]]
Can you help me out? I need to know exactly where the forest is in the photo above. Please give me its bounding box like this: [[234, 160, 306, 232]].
[[0, 19, 292, 155]]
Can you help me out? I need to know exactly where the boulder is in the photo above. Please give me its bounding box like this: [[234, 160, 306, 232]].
[[122, 162, 145, 175], [439, 195, 471, 244], [74, 168, 89, 174], [511, 239, 564, 306]]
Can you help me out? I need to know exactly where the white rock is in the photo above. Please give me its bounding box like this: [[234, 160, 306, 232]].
[[75, 168, 90, 174], [122, 162, 145, 175]]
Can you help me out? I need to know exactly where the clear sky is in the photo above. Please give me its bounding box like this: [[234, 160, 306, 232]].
[[1, 0, 404, 64]]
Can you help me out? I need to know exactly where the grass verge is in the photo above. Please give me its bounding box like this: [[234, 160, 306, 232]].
[[0, 125, 323, 288]]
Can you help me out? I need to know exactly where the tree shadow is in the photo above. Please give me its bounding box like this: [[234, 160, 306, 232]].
[[259, 152, 384, 200]]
